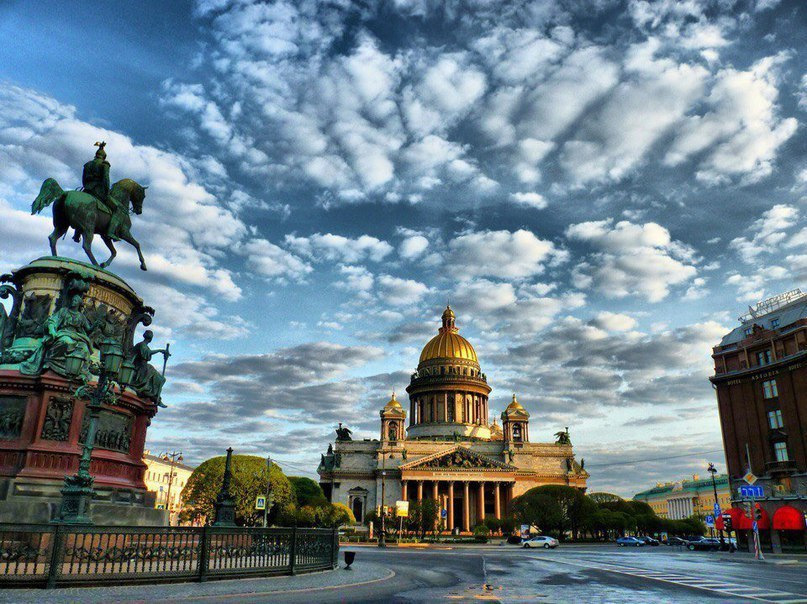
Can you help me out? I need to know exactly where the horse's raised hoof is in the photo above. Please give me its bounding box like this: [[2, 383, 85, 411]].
[[140, 263, 147, 271]]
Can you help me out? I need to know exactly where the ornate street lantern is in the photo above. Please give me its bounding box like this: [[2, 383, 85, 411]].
[[118, 358, 136, 387], [100, 342, 123, 376], [64, 349, 86, 378]]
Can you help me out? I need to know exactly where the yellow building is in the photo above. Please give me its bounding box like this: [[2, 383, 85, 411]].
[[143, 451, 195, 525], [634, 474, 731, 520]]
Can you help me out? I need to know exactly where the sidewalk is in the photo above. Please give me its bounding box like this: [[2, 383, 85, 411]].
[[0, 563, 394, 603]]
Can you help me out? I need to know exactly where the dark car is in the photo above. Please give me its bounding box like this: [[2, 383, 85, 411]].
[[687, 538, 721, 551], [616, 537, 645, 547], [641, 537, 660, 546], [664, 537, 687, 546]]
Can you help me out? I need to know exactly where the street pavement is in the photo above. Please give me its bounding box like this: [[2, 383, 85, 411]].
[[2, 543, 805, 603]]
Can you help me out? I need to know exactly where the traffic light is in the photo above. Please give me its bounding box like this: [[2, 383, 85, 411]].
[[722, 513, 733, 532], [755, 504, 763, 521]]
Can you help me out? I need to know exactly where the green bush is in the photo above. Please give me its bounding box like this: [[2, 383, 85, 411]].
[[473, 524, 490, 543]]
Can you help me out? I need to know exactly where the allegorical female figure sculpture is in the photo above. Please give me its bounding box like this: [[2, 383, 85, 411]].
[[129, 330, 169, 407], [20, 294, 93, 377]]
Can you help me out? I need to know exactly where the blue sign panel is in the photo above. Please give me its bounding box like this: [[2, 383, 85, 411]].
[[705, 515, 715, 527], [740, 486, 764, 498], [441, 508, 447, 518], [713, 503, 721, 516]]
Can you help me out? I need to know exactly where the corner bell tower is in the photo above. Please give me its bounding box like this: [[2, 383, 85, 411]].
[[502, 393, 530, 445], [380, 392, 406, 443]]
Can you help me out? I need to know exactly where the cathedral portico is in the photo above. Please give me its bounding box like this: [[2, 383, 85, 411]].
[[318, 305, 588, 533]]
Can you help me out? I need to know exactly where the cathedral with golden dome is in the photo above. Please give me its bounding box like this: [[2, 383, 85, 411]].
[[318, 306, 588, 531]]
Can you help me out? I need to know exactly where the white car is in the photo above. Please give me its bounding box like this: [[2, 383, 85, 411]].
[[523, 536, 559, 549]]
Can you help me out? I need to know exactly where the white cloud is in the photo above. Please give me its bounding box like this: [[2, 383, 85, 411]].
[[729, 204, 799, 262], [510, 192, 547, 209], [560, 39, 708, 186], [241, 238, 312, 281], [377, 275, 431, 306], [567, 219, 698, 302], [592, 312, 638, 332], [447, 229, 560, 280], [666, 54, 798, 185], [285, 233, 393, 263], [399, 235, 429, 259]]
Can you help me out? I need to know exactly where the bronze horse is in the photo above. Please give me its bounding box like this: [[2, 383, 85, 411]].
[[32, 178, 148, 271]]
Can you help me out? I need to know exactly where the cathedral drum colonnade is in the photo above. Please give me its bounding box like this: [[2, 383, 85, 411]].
[[318, 306, 588, 532]]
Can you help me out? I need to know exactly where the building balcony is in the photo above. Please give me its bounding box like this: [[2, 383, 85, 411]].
[[765, 460, 797, 475]]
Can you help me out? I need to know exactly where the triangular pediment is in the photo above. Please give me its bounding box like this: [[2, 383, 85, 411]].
[[399, 446, 515, 471]]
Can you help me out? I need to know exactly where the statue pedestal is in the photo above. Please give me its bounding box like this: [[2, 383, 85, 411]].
[[0, 257, 165, 526]]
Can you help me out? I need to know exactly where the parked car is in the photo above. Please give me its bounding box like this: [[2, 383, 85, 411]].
[[616, 537, 645, 547], [686, 538, 722, 551], [664, 536, 688, 546], [523, 536, 559, 549], [506, 535, 523, 545], [641, 537, 660, 546]]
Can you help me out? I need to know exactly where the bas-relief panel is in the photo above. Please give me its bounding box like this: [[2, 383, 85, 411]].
[[0, 396, 26, 439]]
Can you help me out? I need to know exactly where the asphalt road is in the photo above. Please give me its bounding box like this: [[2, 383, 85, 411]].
[[7, 544, 806, 603], [304, 544, 807, 604]]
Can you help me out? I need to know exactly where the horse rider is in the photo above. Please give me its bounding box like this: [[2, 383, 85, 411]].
[[79, 141, 120, 241]]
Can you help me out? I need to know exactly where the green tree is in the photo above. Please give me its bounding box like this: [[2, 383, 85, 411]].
[[180, 454, 294, 526], [288, 476, 328, 507], [511, 493, 564, 536], [516, 485, 590, 539]]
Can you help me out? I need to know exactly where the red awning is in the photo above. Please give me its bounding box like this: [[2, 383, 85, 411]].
[[723, 506, 747, 530], [772, 505, 806, 531]]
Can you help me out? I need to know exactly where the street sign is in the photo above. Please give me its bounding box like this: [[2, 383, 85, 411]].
[[255, 495, 266, 510], [705, 515, 715, 527], [713, 503, 721, 517], [739, 485, 763, 498], [395, 500, 409, 518], [743, 472, 757, 485], [752, 520, 758, 532], [441, 508, 447, 518]]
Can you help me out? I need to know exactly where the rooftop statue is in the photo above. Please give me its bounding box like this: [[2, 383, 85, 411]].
[[555, 426, 571, 446], [32, 142, 149, 271], [335, 422, 352, 441]]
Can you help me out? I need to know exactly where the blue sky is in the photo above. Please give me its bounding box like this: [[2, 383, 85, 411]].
[[1, 0, 805, 496]]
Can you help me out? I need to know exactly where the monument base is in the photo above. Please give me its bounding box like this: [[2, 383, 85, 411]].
[[0, 476, 166, 525]]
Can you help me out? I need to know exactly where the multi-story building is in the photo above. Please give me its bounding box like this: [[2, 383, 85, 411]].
[[633, 474, 731, 520], [143, 451, 195, 525], [318, 306, 588, 532], [710, 289, 807, 552]]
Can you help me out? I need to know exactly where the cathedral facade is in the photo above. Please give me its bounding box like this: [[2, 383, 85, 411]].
[[318, 306, 588, 531]]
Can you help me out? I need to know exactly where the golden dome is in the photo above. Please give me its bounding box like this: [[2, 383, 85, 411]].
[[384, 391, 402, 409], [505, 393, 524, 412], [419, 306, 478, 364]]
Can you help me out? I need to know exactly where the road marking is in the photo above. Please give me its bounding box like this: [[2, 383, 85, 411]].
[[534, 557, 807, 603]]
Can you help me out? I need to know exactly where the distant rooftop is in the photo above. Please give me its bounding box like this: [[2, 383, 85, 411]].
[[719, 288, 807, 348], [737, 289, 807, 322]]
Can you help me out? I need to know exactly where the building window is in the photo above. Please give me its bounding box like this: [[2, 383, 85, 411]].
[[762, 379, 778, 399], [767, 409, 783, 429], [756, 350, 772, 366], [743, 327, 752, 337], [770, 318, 780, 328], [773, 441, 789, 462]]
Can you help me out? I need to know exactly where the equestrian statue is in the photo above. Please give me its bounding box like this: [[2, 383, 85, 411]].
[[31, 142, 149, 271]]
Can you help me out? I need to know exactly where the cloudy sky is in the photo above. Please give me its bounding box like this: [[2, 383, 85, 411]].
[[1, 0, 805, 496]]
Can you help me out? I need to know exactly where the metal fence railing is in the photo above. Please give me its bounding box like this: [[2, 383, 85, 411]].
[[0, 524, 338, 588]]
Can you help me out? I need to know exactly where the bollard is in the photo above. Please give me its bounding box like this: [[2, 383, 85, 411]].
[[344, 550, 356, 570]]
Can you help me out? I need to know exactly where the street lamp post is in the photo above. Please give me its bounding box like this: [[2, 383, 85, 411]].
[[160, 450, 183, 525], [378, 451, 393, 548], [707, 462, 725, 545], [56, 342, 127, 524], [263, 454, 272, 528]]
